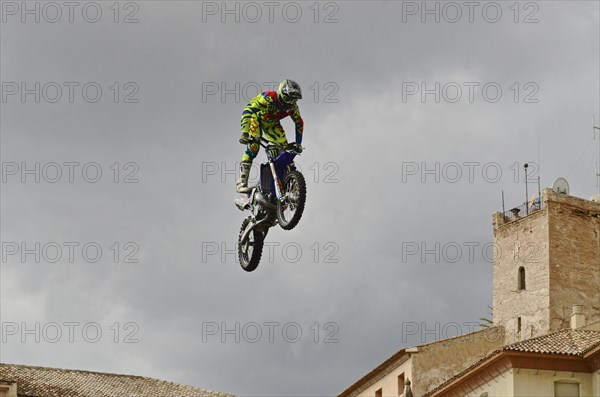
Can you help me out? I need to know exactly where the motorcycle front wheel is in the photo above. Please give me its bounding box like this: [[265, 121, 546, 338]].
[[277, 170, 306, 230], [238, 217, 264, 272]]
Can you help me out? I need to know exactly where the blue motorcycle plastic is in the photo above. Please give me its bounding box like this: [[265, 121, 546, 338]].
[[235, 137, 306, 272]]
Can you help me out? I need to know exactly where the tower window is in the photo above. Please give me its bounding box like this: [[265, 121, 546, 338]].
[[376, 388, 382, 397], [518, 266, 526, 290], [517, 317, 522, 333]]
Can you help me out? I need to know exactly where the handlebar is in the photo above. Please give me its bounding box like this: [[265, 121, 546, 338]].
[[249, 136, 303, 153]]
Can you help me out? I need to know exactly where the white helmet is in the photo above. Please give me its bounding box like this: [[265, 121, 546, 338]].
[[277, 79, 302, 105]]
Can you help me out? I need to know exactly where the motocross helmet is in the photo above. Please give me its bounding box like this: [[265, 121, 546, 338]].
[[277, 79, 302, 105]]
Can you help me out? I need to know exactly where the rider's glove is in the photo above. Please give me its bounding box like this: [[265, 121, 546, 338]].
[[288, 142, 303, 154], [239, 134, 250, 145]]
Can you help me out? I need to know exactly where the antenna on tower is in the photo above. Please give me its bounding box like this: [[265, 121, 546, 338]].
[[524, 163, 529, 215], [537, 131, 542, 205], [594, 115, 600, 195]]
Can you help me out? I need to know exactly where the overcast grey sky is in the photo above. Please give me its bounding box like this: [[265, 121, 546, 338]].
[[1, 1, 599, 395]]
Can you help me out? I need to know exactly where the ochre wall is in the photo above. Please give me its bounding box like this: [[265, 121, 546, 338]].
[[546, 192, 600, 331], [411, 327, 504, 395]]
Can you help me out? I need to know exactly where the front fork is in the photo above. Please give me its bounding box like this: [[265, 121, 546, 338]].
[[269, 161, 285, 201]]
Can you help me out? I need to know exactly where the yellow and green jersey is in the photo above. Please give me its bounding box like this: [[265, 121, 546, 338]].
[[241, 91, 304, 144]]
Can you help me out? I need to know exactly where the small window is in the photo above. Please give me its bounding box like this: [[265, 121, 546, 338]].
[[376, 388, 383, 397], [555, 381, 579, 397], [517, 317, 522, 333], [518, 267, 526, 290], [398, 373, 405, 395]]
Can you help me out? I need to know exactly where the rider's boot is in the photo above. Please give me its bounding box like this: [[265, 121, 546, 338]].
[[236, 161, 252, 193]]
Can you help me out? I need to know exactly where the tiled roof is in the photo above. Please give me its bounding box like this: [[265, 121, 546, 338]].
[[424, 329, 600, 397], [338, 327, 503, 397], [337, 348, 408, 397], [504, 329, 600, 356], [0, 363, 235, 397]]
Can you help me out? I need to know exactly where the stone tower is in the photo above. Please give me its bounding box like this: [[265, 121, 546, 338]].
[[492, 188, 600, 344]]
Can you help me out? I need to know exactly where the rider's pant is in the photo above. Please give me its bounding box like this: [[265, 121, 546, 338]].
[[240, 114, 288, 163]]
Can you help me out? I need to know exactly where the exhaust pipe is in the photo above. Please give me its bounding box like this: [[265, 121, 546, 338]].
[[254, 190, 276, 210], [235, 190, 275, 211]]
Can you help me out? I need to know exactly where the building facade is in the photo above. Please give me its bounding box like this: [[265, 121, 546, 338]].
[[339, 189, 600, 397]]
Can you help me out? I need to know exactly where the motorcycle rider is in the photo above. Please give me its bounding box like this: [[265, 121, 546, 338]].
[[236, 79, 304, 193]]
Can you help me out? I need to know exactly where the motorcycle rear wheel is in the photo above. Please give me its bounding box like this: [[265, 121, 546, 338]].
[[238, 217, 264, 272], [277, 170, 306, 230]]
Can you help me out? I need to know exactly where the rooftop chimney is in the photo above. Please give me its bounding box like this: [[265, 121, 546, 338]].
[[570, 305, 586, 329]]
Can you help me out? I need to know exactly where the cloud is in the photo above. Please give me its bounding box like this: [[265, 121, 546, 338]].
[[1, 2, 599, 395]]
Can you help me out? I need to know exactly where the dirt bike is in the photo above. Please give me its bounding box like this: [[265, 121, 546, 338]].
[[235, 137, 306, 272]]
